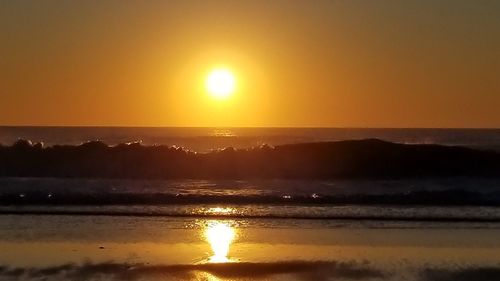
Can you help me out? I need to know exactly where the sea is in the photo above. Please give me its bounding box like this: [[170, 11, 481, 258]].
[[2, 126, 500, 152], [1, 127, 500, 280]]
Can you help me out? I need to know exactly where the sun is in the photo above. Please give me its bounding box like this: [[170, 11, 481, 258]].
[[206, 68, 236, 99]]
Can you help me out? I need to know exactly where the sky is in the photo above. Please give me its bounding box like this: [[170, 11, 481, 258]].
[[1, 0, 499, 127]]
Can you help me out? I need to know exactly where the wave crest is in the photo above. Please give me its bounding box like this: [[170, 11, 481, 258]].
[[1, 139, 499, 180]]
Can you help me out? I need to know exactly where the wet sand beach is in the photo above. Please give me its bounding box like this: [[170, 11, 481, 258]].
[[1, 213, 500, 280]]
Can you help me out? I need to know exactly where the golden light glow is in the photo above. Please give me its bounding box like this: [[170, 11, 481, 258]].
[[205, 221, 235, 263], [206, 68, 236, 99], [206, 207, 235, 215]]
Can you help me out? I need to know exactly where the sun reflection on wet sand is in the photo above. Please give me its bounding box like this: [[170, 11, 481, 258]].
[[205, 221, 236, 263]]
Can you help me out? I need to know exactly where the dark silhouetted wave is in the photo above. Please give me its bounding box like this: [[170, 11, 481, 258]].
[[1, 188, 500, 206], [2, 208, 500, 222], [1, 138, 500, 180]]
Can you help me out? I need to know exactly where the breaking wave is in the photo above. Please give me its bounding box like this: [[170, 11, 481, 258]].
[[1, 139, 500, 179]]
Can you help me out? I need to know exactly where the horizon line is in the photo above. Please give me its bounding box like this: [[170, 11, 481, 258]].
[[1, 125, 500, 130]]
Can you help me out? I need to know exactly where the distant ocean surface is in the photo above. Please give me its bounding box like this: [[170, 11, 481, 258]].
[[1, 126, 500, 152]]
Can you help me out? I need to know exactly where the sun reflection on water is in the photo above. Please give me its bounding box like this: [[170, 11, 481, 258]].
[[211, 129, 236, 137], [205, 221, 235, 263], [207, 207, 235, 215], [192, 207, 239, 217]]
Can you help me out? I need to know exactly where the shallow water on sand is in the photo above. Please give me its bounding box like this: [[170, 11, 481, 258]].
[[1, 215, 500, 280]]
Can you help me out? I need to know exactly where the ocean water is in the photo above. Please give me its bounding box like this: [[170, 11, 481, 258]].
[[2, 126, 500, 152], [1, 127, 500, 216], [2, 177, 500, 219], [1, 127, 500, 280]]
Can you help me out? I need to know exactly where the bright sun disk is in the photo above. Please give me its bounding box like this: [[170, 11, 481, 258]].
[[206, 69, 235, 99]]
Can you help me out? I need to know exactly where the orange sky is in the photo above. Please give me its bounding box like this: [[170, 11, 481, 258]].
[[1, 0, 499, 127]]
